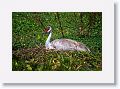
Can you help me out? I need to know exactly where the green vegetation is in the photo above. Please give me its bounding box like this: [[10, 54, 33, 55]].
[[12, 12, 102, 71]]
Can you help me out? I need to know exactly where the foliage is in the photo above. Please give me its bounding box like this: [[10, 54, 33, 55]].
[[12, 12, 102, 71]]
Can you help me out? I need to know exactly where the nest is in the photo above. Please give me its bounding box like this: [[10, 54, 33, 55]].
[[12, 46, 102, 71]]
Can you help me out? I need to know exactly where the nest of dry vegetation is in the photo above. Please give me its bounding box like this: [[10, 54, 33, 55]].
[[12, 46, 102, 71]]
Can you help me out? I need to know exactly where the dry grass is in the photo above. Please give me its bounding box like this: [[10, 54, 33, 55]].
[[12, 46, 102, 71]]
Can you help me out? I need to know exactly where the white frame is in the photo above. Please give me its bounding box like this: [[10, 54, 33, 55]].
[[0, 0, 114, 83]]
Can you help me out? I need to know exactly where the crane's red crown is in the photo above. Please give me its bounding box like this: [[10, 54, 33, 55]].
[[44, 26, 51, 33]]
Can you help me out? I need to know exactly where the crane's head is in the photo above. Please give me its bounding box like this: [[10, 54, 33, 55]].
[[43, 26, 52, 34]]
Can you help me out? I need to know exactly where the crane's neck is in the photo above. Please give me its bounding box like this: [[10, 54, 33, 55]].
[[45, 32, 52, 47]]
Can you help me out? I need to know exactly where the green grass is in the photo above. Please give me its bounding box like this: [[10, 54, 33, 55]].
[[12, 12, 102, 71]]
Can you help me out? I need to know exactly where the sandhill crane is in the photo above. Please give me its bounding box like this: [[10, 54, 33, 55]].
[[43, 26, 90, 52]]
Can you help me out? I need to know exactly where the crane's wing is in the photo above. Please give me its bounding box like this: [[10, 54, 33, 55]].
[[51, 39, 90, 52]]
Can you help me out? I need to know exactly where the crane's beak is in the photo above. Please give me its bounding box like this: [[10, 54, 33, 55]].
[[42, 32, 48, 34], [42, 32, 45, 37], [42, 32, 45, 34], [42, 32, 49, 37]]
